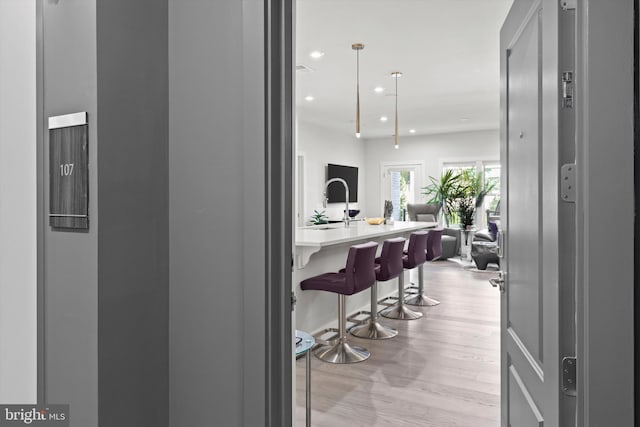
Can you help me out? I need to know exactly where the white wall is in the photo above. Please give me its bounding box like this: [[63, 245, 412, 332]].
[[363, 129, 500, 217], [297, 120, 367, 222], [0, 0, 37, 404]]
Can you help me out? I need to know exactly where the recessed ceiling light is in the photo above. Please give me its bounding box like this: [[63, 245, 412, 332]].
[[304, 95, 314, 102], [309, 51, 324, 59], [374, 86, 384, 93], [409, 129, 416, 134], [380, 116, 388, 122]]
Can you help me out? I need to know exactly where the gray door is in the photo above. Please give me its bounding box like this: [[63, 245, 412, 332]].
[[498, 1, 576, 425]]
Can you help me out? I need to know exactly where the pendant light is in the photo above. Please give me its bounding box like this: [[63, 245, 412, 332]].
[[391, 71, 402, 149], [352, 43, 364, 138]]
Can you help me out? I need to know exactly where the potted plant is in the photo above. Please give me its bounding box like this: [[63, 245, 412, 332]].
[[459, 169, 497, 225], [310, 210, 328, 225], [454, 196, 476, 260], [456, 197, 475, 230]]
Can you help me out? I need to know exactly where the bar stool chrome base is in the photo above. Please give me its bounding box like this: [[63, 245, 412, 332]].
[[312, 294, 371, 364], [312, 341, 370, 364], [350, 282, 398, 340], [381, 304, 423, 320], [404, 264, 440, 306], [380, 270, 422, 320], [350, 320, 398, 340], [405, 293, 440, 307]]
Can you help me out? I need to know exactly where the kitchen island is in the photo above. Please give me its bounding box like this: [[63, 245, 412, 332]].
[[294, 220, 437, 334]]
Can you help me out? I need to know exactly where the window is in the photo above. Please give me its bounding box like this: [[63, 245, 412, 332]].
[[381, 162, 423, 221], [443, 162, 476, 178], [441, 160, 500, 227], [483, 162, 501, 212]]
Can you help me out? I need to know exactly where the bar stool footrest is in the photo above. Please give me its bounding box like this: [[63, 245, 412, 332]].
[[377, 296, 399, 307], [404, 282, 420, 294], [312, 328, 340, 347], [347, 310, 371, 325]]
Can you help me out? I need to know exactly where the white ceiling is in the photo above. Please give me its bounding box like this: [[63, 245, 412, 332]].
[[295, 0, 513, 139]]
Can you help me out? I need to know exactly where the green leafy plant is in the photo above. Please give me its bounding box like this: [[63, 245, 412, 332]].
[[423, 169, 498, 227], [421, 170, 464, 226], [455, 197, 475, 229], [467, 170, 497, 208], [310, 210, 328, 225]]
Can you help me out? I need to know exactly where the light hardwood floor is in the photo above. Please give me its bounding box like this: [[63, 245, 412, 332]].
[[295, 260, 501, 427]]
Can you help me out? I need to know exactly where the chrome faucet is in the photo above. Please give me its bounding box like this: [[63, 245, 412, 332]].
[[324, 178, 350, 228]]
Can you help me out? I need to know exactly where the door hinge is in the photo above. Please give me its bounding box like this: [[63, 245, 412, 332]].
[[291, 291, 297, 312], [562, 71, 574, 108], [561, 357, 577, 396], [561, 0, 576, 10], [561, 163, 577, 203]]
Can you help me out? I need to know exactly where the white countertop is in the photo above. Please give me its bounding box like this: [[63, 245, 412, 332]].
[[296, 220, 437, 247], [295, 220, 437, 267]]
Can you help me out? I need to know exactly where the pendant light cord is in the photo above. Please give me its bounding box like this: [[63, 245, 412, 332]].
[[352, 43, 364, 138], [395, 73, 399, 148], [356, 48, 360, 137]]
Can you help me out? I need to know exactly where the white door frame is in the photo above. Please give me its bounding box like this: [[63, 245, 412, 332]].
[[575, 1, 634, 425], [295, 153, 305, 227]]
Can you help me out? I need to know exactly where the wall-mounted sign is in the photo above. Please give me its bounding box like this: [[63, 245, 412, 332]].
[[48, 112, 89, 229]]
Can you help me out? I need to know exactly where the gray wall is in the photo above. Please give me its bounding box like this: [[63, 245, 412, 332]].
[[578, 0, 635, 425], [40, 0, 274, 425], [96, 0, 169, 426], [168, 0, 269, 425], [0, 0, 37, 404], [41, 1, 169, 426], [636, 0, 640, 419], [42, 3, 99, 425]]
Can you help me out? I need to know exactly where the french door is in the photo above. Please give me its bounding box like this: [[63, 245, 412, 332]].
[[380, 162, 423, 221]]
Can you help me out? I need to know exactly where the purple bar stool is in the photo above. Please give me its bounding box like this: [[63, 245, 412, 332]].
[[300, 241, 378, 364], [350, 237, 405, 340], [381, 231, 426, 320], [406, 229, 442, 307]]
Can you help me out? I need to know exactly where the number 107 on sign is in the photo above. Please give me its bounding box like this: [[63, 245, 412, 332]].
[[60, 163, 74, 176]]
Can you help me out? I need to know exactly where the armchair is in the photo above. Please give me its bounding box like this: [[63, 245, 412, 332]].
[[440, 227, 461, 260], [406, 203, 441, 223], [471, 221, 500, 269], [473, 220, 499, 243]]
